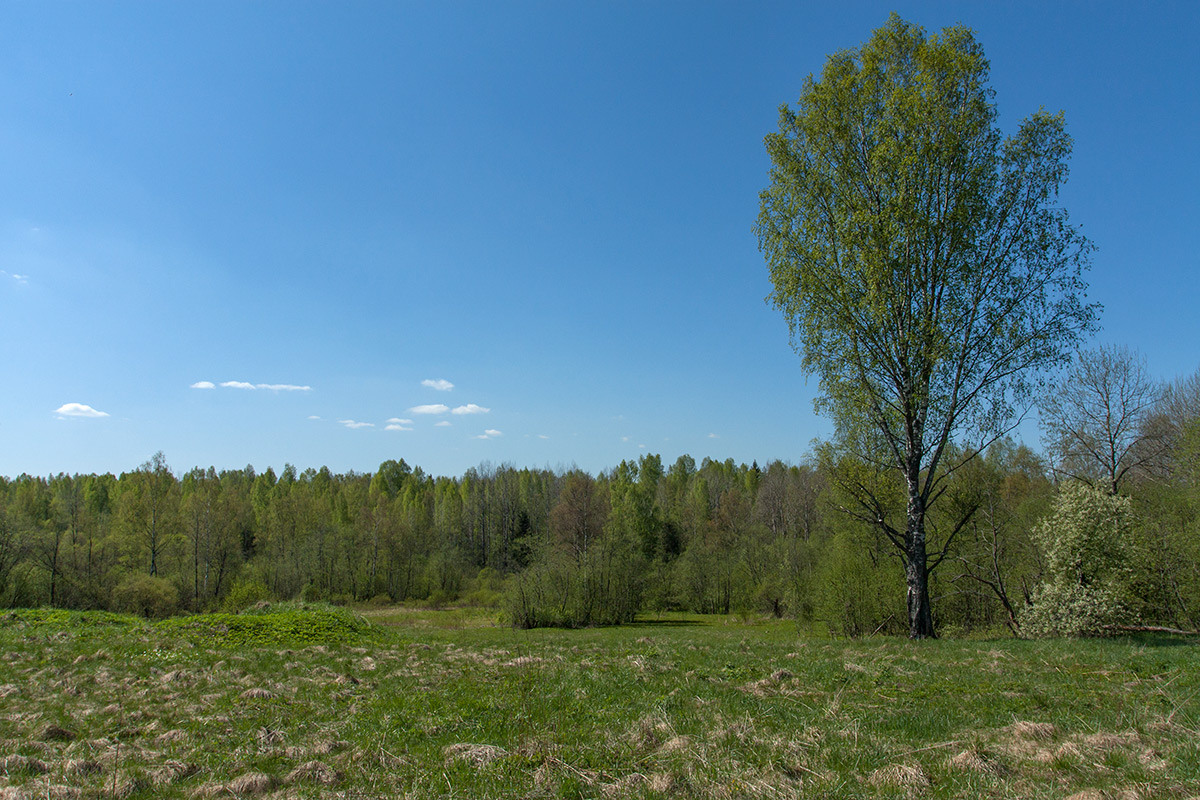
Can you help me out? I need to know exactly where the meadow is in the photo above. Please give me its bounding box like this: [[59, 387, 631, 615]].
[[1, 605, 1198, 799]]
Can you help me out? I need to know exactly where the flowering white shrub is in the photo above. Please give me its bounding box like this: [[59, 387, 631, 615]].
[[1022, 481, 1134, 637]]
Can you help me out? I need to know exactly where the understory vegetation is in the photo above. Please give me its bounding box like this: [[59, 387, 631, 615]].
[[0, 606, 1197, 799]]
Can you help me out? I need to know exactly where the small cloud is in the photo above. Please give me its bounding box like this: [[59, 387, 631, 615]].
[[473, 428, 504, 439], [2, 270, 29, 285], [338, 419, 375, 429], [621, 436, 631, 443], [421, 378, 454, 392], [385, 423, 413, 432], [410, 404, 450, 415], [55, 403, 109, 418], [386, 418, 414, 425], [708, 433, 720, 439], [537, 434, 549, 440], [451, 403, 489, 415], [435, 420, 452, 427], [308, 415, 322, 420], [218, 380, 311, 391], [257, 383, 311, 392], [191, 381, 215, 389]]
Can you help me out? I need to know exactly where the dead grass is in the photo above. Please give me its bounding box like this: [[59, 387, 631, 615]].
[[868, 762, 931, 797], [442, 743, 508, 769]]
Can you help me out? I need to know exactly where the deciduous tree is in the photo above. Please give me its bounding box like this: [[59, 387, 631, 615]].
[[757, 15, 1097, 637]]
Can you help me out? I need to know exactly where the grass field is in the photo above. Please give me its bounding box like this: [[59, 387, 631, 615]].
[[1, 605, 1198, 799]]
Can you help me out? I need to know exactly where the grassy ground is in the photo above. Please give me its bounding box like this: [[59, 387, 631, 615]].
[[1, 605, 1198, 799]]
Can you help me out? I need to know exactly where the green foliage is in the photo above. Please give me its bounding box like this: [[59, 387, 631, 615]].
[[1023, 482, 1134, 637], [112, 572, 180, 619], [156, 602, 373, 647], [757, 13, 1097, 638], [221, 572, 273, 612], [817, 530, 905, 637]]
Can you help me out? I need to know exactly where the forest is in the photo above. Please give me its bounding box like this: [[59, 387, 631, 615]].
[[3, 348, 1198, 639]]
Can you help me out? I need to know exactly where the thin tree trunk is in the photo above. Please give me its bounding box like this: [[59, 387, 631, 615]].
[[905, 479, 936, 639]]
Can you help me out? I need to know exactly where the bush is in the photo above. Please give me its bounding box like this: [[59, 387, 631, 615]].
[[112, 574, 180, 619], [816, 531, 905, 637], [508, 535, 645, 629], [222, 574, 273, 613], [1022, 481, 1134, 637]]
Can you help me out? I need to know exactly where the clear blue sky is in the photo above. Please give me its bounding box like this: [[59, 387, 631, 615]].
[[2, 1, 1197, 479]]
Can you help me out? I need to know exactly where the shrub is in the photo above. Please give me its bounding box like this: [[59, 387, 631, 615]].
[[1022, 481, 1134, 637], [112, 574, 179, 619], [222, 574, 273, 613]]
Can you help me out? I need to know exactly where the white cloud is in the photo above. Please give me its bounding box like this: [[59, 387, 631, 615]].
[[338, 419, 375, 429], [55, 403, 109, 418], [386, 418, 414, 425], [451, 403, 490, 415], [421, 378, 454, 392], [537, 434, 549, 440], [385, 423, 413, 432], [191, 381, 215, 389], [308, 415, 322, 420], [410, 404, 450, 415], [708, 433, 720, 439], [621, 436, 631, 443], [258, 383, 311, 392], [2, 270, 29, 285], [218, 381, 311, 391], [435, 420, 452, 427], [474, 429, 503, 439]]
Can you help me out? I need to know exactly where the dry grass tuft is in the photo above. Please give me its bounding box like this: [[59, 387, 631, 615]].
[[66, 758, 104, 776], [1006, 720, 1057, 740], [868, 762, 931, 797], [658, 735, 691, 755], [947, 747, 1006, 776], [629, 715, 674, 751], [39, 724, 75, 742], [443, 743, 508, 770], [255, 726, 285, 747], [286, 759, 341, 785], [227, 770, 275, 795], [1083, 731, 1137, 752], [150, 760, 197, 785], [1, 754, 48, 776], [239, 687, 274, 700], [154, 729, 190, 746], [1063, 790, 1105, 800]]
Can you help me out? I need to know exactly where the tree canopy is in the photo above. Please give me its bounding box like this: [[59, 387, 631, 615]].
[[757, 14, 1098, 637]]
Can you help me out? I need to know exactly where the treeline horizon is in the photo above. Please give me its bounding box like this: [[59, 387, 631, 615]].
[[3, 388, 1199, 636]]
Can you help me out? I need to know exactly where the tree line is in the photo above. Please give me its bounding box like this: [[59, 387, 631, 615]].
[[2, 351, 1197, 636]]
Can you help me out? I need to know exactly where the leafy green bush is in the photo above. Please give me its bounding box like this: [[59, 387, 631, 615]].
[[112, 573, 180, 619], [816, 531, 905, 637], [222, 573, 273, 612], [508, 535, 645, 629]]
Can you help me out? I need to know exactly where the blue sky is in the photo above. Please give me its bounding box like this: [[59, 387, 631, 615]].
[[2, 1, 1197, 479]]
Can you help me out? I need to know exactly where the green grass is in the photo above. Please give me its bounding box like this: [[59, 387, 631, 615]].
[[1, 606, 1198, 798]]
